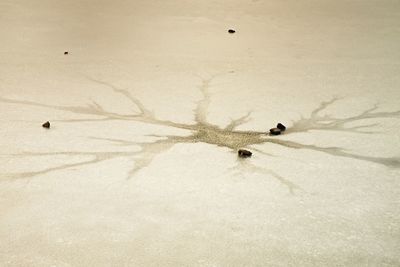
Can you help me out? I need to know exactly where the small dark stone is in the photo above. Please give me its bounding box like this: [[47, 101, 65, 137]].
[[42, 121, 50, 128], [269, 128, 281, 135], [277, 123, 286, 131], [238, 149, 252, 158], [228, 29, 236, 34], [64, 51, 68, 55]]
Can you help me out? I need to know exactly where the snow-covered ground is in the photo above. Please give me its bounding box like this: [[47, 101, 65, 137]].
[[1, 0, 400, 266]]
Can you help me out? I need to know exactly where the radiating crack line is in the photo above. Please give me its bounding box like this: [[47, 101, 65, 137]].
[[1, 73, 399, 192]]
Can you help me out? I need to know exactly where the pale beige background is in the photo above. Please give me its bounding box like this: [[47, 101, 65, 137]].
[[1, 0, 400, 266]]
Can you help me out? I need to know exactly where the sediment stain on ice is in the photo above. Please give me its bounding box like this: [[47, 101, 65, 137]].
[[1, 73, 399, 193]]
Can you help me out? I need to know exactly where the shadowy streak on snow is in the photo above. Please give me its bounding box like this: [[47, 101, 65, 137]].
[[1, 73, 399, 192]]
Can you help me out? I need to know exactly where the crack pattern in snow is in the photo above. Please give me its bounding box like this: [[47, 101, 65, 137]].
[[1, 74, 399, 193]]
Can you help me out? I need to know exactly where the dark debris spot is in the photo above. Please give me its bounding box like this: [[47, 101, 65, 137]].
[[277, 123, 286, 131], [42, 121, 50, 128], [269, 128, 281, 135], [238, 149, 252, 158]]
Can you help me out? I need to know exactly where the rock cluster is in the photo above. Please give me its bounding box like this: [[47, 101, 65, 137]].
[[269, 123, 286, 136], [238, 123, 287, 158]]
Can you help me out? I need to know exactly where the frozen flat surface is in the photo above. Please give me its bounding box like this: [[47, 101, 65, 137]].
[[1, 0, 400, 266]]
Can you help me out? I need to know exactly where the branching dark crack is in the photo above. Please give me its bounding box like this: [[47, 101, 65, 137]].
[[289, 98, 399, 134], [229, 159, 302, 195], [1, 74, 399, 192]]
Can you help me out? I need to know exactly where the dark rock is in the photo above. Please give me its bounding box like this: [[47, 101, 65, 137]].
[[64, 51, 68, 55], [42, 121, 50, 128], [269, 128, 281, 135], [228, 29, 236, 34], [277, 123, 286, 131], [238, 149, 252, 158]]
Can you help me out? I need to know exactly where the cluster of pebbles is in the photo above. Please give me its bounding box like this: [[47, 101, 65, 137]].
[[269, 123, 286, 135], [238, 123, 286, 158]]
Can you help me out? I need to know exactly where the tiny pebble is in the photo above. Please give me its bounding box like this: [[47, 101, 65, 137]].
[[277, 123, 286, 131], [64, 51, 68, 55], [238, 149, 252, 158], [228, 29, 236, 34], [42, 121, 50, 128], [269, 128, 281, 135]]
